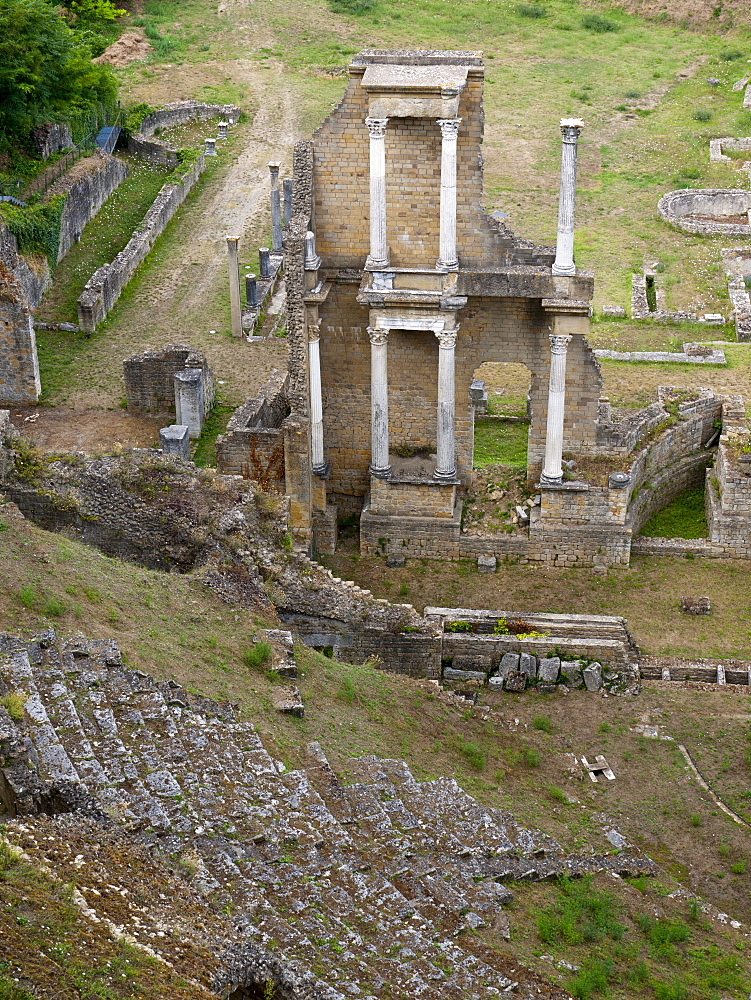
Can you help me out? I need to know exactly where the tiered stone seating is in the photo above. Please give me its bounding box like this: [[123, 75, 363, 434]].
[[0, 631, 656, 1000]]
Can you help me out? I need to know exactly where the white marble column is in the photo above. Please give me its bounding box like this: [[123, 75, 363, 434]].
[[308, 321, 326, 473], [552, 119, 584, 277], [434, 328, 458, 480], [366, 118, 389, 268], [541, 333, 572, 484], [436, 119, 461, 272], [368, 326, 391, 477]]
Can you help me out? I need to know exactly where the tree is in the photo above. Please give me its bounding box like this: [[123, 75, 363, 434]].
[[0, 0, 117, 149]]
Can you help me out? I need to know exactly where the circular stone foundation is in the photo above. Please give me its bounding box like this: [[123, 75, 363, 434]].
[[657, 188, 751, 237]]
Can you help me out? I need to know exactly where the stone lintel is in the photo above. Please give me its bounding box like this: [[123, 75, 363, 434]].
[[537, 480, 590, 492], [456, 270, 594, 302], [541, 298, 592, 316]]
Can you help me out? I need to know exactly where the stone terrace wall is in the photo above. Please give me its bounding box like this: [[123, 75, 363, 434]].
[[77, 153, 205, 332], [216, 370, 289, 488], [124, 344, 214, 415], [706, 398, 751, 557], [53, 151, 129, 262], [658, 188, 751, 238], [128, 102, 241, 168], [0, 225, 48, 405]]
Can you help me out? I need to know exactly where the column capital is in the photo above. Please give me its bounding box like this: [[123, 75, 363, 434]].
[[560, 118, 584, 143], [435, 329, 458, 350], [437, 118, 462, 139], [365, 117, 389, 139], [308, 321, 321, 343], [549, 333, 572, 354], [368, 326, 388, 346]]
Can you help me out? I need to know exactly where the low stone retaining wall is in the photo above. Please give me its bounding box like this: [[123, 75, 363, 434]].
[[53, 151, 129, 262], [631, 536, 716, 557], [658, 188, 751, 238], [594, 347, 726, 365], [77, 153, 206, 332], [127, 101, 241, 168], [641, 655, 751, 686]]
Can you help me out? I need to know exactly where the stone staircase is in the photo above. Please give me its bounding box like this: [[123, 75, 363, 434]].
[[0, 631, 656, 1000]]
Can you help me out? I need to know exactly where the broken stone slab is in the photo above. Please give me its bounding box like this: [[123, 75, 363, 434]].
[[386, 554, 406, 568], [537, 682, 557, 694], [561, 661, 583, 689], [443, 667, 487, 683], [583, 662, 603, 692], [601, 305, 625, 317], [159, 424, 190, 461], [452, 654, 493, 672], [271, 686, 304, 717], [488, 675, 505, 690], [498, 652, 520, 680], [681, 595, 711, 615], [477, 554, 496, 573], [519, 652, 537, 680], [504, 670, 527, 693], [538, 656, 560, 684]]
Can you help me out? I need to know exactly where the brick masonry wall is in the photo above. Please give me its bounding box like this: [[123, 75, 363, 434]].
[[124, 345, 214, 414], [216, 370, 289, 488]]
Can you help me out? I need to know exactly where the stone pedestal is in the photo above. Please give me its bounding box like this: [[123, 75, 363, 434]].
[[436, 119, 461, 272], [366, 118, 389, 268], [269, 161, 282, 254], [159, 424, 190, 460], [552, 119, 584, 277], [368, 326, 391, 477], [204, 138, 217, 156], [174, 369, 205, 438], [434, 329, 457, 480]]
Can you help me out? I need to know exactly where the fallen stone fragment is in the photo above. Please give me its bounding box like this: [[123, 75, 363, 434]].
[[271, 686, 304, 717], [583, 662, 602, 691]]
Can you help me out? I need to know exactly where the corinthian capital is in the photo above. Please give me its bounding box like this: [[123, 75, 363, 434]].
[[437, 118, 462, 140], [436, 329, 458, 350], [549, 333, 572, 354], [365, 117, 389, 140], [559, 118, 584, 144], [368, 326, 388, 346], [308, 321, 321, 343]]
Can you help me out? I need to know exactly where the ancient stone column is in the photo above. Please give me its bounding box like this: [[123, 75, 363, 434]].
[[217, 121, 228, 140], [541, 333, 572, 484], [304, 230, 321, 270], [283, 178, 293, 226], [365, 118, 389, 268], [552, 119, 584, 277], [308, 321, 326, 474], [436, 119, 461, 272], [204, 138, 217, 156], [226, 237, 242, 339], [434, 328, 458, 480], [269, 161, 282, 254], [245, 273, 257, 308], [368, 326, 391, 478], [259, 247, 270, 278]]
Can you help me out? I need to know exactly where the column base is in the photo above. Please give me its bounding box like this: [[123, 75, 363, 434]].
[[365, 254, 390, 270], [551, 262, 576, 276], [436, 259, 459, 273], [369, 465, 392, 479], [540, 471, 563, 486], [433, 467, 457, 482]]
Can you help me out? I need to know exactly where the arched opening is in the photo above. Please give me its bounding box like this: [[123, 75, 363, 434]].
[[463, 362, 535, 537]]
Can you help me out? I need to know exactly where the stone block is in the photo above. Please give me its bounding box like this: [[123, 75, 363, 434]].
[[498, 652, 520, 679], [504, 671, 526, 693], [477, 554, 496, 573], [561, 660, 583, 689], [159, 424, 190, 460], [452, 654, 492, 672], [271, 685, 304, 717], [538, 656, 560, 684], [519, 652, 537, 680], [443, 667, 487, 683], [602, 305, 625, 317], [174, 368, 205, 438], [681, 596, 711, 615], [583, 662, 603, 691], [487, 674, 505, 690], [386, 554, 406, 567], [537, 682, 556, 694]]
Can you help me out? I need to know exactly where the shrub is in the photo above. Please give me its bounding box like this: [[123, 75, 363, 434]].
[[692, 109, 712, 122], [719, 48, 744, 61], [42, 596, 66, 618], [336, 676, 356, 704], [328, 0, 375, 13], [457, 739, 486, 771], [523, 747, 540, 767], [731, 861, 746, 874], [516, 3, 546, 16], [241, 641, 272, 669], [568, 957, 614, 1000], [533, 715, 552, 733], [548, 785, 568, 803], [17, 586, 37, 609], [690, 814, 702, 827], [537, 876, 625, 946], [581, 13, 619, 31], [1, 692, 27, 720]]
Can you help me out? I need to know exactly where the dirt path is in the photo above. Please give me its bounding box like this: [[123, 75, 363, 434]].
[[41, 57, 297, 419]]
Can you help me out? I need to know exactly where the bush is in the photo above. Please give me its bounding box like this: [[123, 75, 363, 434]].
[[581, 13, 619, 31], [241, 641, 272, 669], [719, 48, 744, 61], [328, 0, 375, 13], [0, 196, 66, 267], [17, 585, 37, 609], [532, 715, 552, 733], [523, 747, 540, 767], [1, 692, 27, 720], [336, 676, 356, 704], [42, 596, 66, 618], [457, 739, 486, 771], [538, 876, 624, 948], [692, 109, 712, 122], [569, 957, 615, 1000], [516, 3, 546, 16], [731, 861, 746, 874]]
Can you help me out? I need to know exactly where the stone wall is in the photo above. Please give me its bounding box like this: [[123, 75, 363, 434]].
[[123, 344, 214, 415], [0, 225, 48, 405], [658, 188, 751, 238], [127, 102, 241, 168], [705, 399, 751, 557], [53, 152, 129, 262], [77, 154, 206, 332], [30, 123, 73, 160], [216, 370, 289, 488]]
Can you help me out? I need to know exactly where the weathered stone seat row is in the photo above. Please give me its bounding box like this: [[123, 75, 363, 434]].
[[1, 630, 655, 999]]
